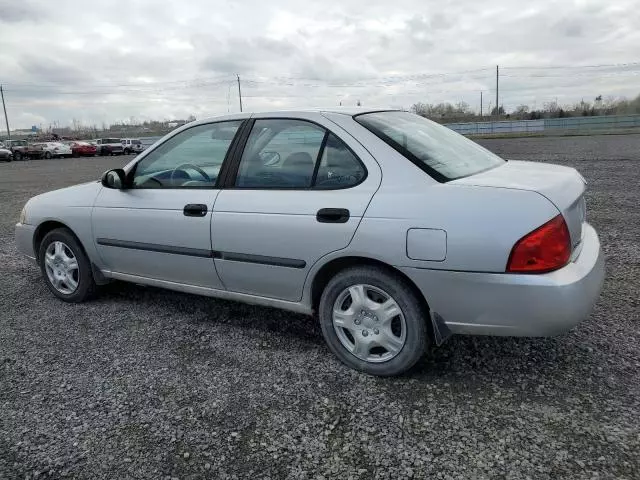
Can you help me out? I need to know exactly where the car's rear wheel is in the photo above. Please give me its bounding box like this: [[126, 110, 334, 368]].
[[44, 151, 52, 159], [319, 266, 429, 376], [13, 151, 22, 161], [38, 228, 96, 303]]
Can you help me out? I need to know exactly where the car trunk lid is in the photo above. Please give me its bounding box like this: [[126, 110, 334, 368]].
[[452, 160, 586, 248]]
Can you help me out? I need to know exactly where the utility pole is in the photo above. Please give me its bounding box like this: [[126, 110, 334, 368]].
[[236, 74, 243, 112], [480, 91, 483, 117], [495, 65, 499, 118], [0, 85, 10, 140]]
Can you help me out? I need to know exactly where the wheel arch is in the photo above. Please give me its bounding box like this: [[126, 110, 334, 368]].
[[33, 220, 108, 285], [309, 255, 434, 337], [33, 220, 73, 260]]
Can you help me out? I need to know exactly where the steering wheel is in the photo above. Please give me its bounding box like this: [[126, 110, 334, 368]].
[[170, 163, 211, 185]]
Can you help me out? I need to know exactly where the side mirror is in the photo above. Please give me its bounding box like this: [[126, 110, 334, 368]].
[[101, 169, 127, 189]]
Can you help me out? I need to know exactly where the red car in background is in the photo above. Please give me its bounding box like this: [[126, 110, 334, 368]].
[[70, 141, 97, 157]]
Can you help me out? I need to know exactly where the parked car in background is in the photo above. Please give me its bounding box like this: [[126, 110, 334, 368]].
[[14, 109, 605, 376], [121, 138, 145, 155], [34, 142, 73, 159], [0, 146, 12, 162], [4, 140, 28, 160], [3, 139, 44, 160], [95, 138, 123, 156], [70, 141, 97, 157]]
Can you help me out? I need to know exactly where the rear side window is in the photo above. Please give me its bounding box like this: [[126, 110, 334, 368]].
[[314, 134, 366, 189], [234, 119, 366, 189]]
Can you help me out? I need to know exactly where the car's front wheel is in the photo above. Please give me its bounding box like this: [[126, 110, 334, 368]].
[[319, 266, 429, 376], [38, 228, 96, 303], [13, 151, 22, 161]]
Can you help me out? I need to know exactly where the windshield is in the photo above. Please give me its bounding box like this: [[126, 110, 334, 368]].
[[355, 111, 504, 182]]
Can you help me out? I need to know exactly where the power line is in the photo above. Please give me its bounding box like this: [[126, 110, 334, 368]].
[[4, 62, 639, 95], [501, 61, 640, 70], [2, 79, 235, 95], [0, 68, 495, 91], [0, 74, 235, 89]]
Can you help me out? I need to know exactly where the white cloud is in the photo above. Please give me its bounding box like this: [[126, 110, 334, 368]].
[[0, 0, 638, 128]]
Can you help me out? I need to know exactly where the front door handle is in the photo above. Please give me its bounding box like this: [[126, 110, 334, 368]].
[[316, 208, 350, 223], [183, 204, 208, 217]]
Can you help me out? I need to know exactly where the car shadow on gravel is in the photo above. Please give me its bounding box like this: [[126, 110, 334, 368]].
[[98, 281, 324, 346], [97, 281, 590, 386], [404, 333, 603, 397]]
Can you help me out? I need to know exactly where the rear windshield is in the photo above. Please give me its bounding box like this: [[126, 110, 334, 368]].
[[131, 140, 141, 145], [355, 111, 504, 182]]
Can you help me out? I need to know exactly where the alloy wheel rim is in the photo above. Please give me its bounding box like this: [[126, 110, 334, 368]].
[[44, 241, 80, 295], [332, 284, 406, 363]]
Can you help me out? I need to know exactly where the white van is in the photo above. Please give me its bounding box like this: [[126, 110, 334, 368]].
[[121, 138, 145, 155]]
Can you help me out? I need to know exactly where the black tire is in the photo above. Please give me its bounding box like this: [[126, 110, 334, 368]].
[[44, 151, 52, 159], [124, 148, 130, 155], [319, 266, 430, 376], [13, 151, 22, 161], [38, 228, 96, 303]]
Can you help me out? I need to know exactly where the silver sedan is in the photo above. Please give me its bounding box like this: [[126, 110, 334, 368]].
[[15, 109, 605, 376]]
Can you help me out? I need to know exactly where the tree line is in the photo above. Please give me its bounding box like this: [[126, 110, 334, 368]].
[[411, 93, 640, 123]]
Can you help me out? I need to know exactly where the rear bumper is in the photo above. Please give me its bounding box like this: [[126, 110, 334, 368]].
[[15, 223, 37, 261], [400, 223, 605, 337]]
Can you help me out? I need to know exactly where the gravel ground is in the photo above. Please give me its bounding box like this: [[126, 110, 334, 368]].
[[1, 135, 639, 480]]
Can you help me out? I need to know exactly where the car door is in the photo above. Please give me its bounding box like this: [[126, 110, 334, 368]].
[[212, 113, 382, 301], [92, 119, 245, 288]]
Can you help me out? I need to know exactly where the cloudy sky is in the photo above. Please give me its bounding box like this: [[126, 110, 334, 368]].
[[1, 0, 639, 129]]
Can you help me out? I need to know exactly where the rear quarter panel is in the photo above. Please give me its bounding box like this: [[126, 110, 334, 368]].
[[354, 184, 560, 272]]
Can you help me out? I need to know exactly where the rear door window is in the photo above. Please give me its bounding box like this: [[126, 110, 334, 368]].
[[234, 119, 366, 189], [235, 119, 325, 188]]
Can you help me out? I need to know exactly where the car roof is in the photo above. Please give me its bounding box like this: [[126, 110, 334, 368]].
[[194, 107, 400, 124]]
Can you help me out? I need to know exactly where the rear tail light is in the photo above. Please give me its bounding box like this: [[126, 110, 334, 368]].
[[506, 215, 571, 273]]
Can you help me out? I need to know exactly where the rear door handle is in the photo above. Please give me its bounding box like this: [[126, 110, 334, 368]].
[[183, 204, 208, 217], [316, 208, 350, 223]]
